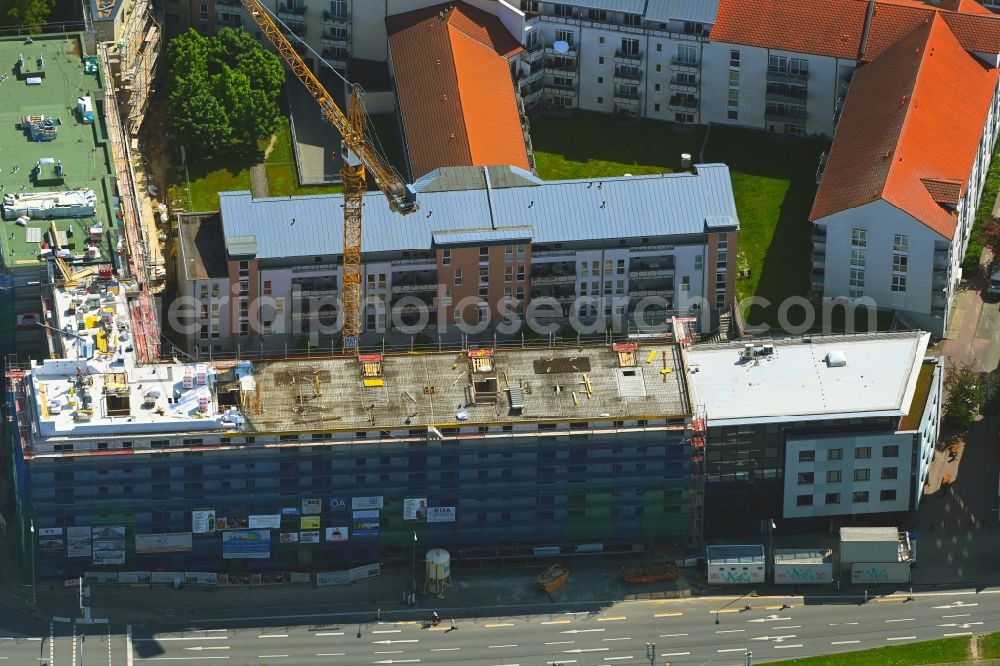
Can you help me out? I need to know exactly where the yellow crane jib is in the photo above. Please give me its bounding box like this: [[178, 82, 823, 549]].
[[240, 0, 418, 350]]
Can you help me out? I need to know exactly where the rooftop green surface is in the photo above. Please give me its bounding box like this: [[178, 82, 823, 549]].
[[0, 34, 116, 269]]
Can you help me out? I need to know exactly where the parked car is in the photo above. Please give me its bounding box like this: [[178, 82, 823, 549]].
[[987, 265, 1000, 300]]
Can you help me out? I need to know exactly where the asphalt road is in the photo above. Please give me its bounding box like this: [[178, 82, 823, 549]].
[[118, 589, 1000, 666]]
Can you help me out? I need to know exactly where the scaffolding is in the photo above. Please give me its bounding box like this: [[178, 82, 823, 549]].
[[98, 43, 160, 365], [105, 0, 160, 136], [688, 404, 706, 552]]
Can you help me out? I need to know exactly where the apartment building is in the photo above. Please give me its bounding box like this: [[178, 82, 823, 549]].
[[176, 164, 739, 355], [809, 14, 1000, 337], [686, 331, 942, 537]]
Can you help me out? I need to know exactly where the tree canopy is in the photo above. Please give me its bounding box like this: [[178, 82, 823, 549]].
[[167, 28, 284, 160], [0, 0, 53, 30]]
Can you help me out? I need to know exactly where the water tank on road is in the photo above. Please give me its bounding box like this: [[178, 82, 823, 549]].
[[425, 548, 453, 599]]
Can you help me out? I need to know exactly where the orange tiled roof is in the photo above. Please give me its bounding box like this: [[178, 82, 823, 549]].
[[810, 15, 1000, 238], [386, 2, 528, 180], [711, 0, 1000, 61]]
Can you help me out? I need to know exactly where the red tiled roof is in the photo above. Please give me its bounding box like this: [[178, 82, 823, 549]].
[[810, 15, 1000, 238], [711, 0, 1000, 61], [386, 3, 528, 180]]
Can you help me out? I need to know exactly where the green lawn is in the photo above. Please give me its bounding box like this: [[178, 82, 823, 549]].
[[531, 111, 705, 179], [170, 116, 342, 212], [982, 631, 1000, 659], [774, 636, 972, 665], [963, 139, 1000, 276]]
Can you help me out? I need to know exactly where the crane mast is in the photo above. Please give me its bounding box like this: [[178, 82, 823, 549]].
[[239, 0, 418, 349]]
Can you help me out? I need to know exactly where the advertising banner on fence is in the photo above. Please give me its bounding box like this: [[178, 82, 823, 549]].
[[218, 517, 248, 530], [300, 530, 320, 544], [222, 529, 271, 559], [325, 526, 349, 542], [38, 527, 63, 537], [352, 496, 383, 510], [279, 532, 299, 544], [403, 498, 427, 520], [67, 526, 92, 558], [92, 526, 126, 566], [352, 510, 380, 536], [38, 536, 64, 552], [134, 532, 193, 554], [192, 510, 216, 534], [184, 572, 218, 585], [426, 506, 456, 523], [301, 498, 322, 515], [280, 506, 300, 517], [300, 516, 320, 530], [328, 497, 348, 513], [249, 515, 281, 529]]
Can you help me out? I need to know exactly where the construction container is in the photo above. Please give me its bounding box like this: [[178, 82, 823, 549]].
[[839, 527, 907, 564], [850, 561, 911, 584], [773, 549, 833, 585], [706, 544, 765, 585]]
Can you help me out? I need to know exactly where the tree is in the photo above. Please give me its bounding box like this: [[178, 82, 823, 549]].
[[943, 363, 984, 434], [0, 0, 53, 30], [978, 216, 1000, 261], [167, 28, 284, 160]]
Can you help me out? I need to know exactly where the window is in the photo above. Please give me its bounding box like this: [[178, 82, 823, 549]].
[[882, 445, 899, 457], [517, 265, 525, 281], [880, 489, 897, 502], [454, 269, 462, 286], [555, 28, 574, 46], [853, 490, 869, 503], [850, 269, 865, 288], [479, 246, 489, 260], [855, 446, 871, 459], [892, 253, 908, 273], [442, 249, 451, 265], [728, 110, 738, 120], [796, 494, 813, 506], [827, 470, 842, 483], [729, 70, 739, 87], [797, 472, 814, 485], [728, 89, 739, 108], [694, 254, 704, 270], [825, 492, 841, 505], [479, 267, 489, 284], [854, 468, 870, 481], [893, 234, 909, 251], [828, 448, 843, 460], [681, 276, 690, 291], [677, 44, 696, 65], [891, 274, 907, 292], [798, 450, 815, 462], [656, 43, 662, 52], [262, 280, 272, 295], [654, 103, 660, 112], [587, 8, 607, 21], [881, 466, 898, 480], [597, 96, 604, 104], [851, 228, 867, 248], [598, 56, 604, 65], [850, 248, 866, 267], [620, 38, 639, 57], [504, 266, 513, 283], [729, 49, 740, 68]]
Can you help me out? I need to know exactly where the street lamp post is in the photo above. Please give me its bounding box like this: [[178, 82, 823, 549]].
[[29, 518, 36, 610], [410, 531, 417, 604], [646, 641, 656, 665]]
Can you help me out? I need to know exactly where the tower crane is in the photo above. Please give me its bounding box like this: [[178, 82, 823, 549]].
[[240, 0, 418, 351]]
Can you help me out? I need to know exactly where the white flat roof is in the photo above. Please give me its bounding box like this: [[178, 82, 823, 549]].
[[685, 332, 931, 426], [774, 548, 833, 564], [29, 279, 238, 441], [839, 527, 900, 542]]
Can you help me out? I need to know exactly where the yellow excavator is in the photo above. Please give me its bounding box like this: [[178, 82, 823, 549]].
[[240, 0, 418, 351]]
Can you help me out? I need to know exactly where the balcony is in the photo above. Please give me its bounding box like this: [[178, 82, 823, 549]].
[[283, 22, 305, 36], [613, 67, 642, 85], [217, 0, 240, 7], [545, 44, 577, 58], [391, 255, 435, 268], [321, 32, 348, 49], [321, 49, 348, 68], [766, 68, 809, 84], [522, 64, 544, 85], [765, 106, 806, 123], [524, 41, 544, 63], [669, 77, 697, 93], [670, 57, 699, 72], [277, 3, 306, 20], [614, 49, 643, 64], [321, 10, 347, 27], [933, 248, 950, 269], [523, 85, 544, 106], [765, 89, 807, 106], [544, 82, 576, 94], [614, 89, 641, 106], [810, 224, 826, 245], [668, 94, 698, 111]]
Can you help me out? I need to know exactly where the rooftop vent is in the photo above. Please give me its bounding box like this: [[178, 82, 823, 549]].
[[507, 386, 524, 415], [825, 350, 847, 368]]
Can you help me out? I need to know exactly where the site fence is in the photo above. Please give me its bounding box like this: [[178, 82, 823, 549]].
[[83, 563, 380, 587]]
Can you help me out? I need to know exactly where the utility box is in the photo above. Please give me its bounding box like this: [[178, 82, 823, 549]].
[[851, 561, 911, 584], [773, 548, 833, 585], [706, 544, 765, 585], [839, 527, 908, 564]]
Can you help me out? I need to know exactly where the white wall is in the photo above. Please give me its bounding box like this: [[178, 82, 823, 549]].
[[910, 359, 943, 509]]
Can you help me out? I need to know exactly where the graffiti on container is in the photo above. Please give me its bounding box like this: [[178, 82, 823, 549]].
[[859, 567, 889, 581], [713, 570, 753, 583], [777, 567, 827, 582]]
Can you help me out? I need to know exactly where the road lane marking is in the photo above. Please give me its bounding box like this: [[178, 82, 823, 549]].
[[134, 637, 229, 642], [485, 623, 514, 628], [316, 654, 346, 657], [597, 616, 627, 622], [831, 640, 860, 645], [257, 655, 289, 658], [604, 657, 633, 661], [660, 633, 688, 638], [602, 637, 631, 641], [654, 612, 682, 618], [372, 630, 402, 634], [182, 646, 230, 651], [546, 641, 575, 645], [774, 644, 803, 649], [773, 626, 801, 630], [127, 624, 135, 666], [709, 608, 741, 614], [716, 629, 746, 634], [430, 648, 460, 652], [934, 602, 978, 609], [885, 618, 915, 623], [829, 622, 859, 626], [373, 640, 419, 645], [762, 605, 794, 610], [134, 658, 229, 661], [547, 661, 576, 665], [942, 614, 971, 618], [427, 627, 450, 632], [316, 632, 345, 636], [372, 660, 420, 664], [564, 647, 610, 653], [257, 634, 289, 639], [886, 636, 916, 641], [541, 620, 571, 625], [944, 632, 973, 637], [661, 652, 691, 657], [560, 629, 605, 634], [718, 648, 746, 653], [492, 663, 520, 666], [374, 650, 403, 654], [489, 645, 518, 648]]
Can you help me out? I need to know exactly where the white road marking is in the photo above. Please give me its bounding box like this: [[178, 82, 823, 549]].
[[316, 654, 346, 657], [257, 655, 289, 658], [654, 612, 682, 618], [49, 623, 54, 666], [315, 632, 345, 636], [942, 614, 972, 618], [372, 630, 402, 634], [257, 634, 288, 639], [489, 645, 518, 649], [134, 658, 229, 661], [372, 660, 420, 664], [134, 637, 229, 642], [944, 632, 973, 637], [485, 624, 514, 629], [546, 641, 575, 645], [373, 640, 419, 644], [748, 615, 790, 623], [774, 644, 803, 649], [773, 625, 801, 630], [886, 636, 917, 641], [127, 625, 135, 666], [541, 620, 570, 625], [829, 622, 859, 626], [604, 657, 634, 661], [661, 652, 691, 657], [564, 648, 610, 653], [374, 650, 403, 654], [659, 633, 688, 638], [602, 637, 631, 641], [560, 629, 605, 634], [940, 622, 984, 629], [716, 629, 746, 634], [718, 648, 746, 653], [831, 640, 861, 645], [933, 602, 978, 609], [182, 646, 230, 651], [885, 618, 915, 623], [597, 616, 627, 622], [430, 648, 460, 652]]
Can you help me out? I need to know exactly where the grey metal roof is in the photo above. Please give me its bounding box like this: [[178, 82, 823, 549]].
[[226, 235, 258, 257], [644, 0, 720, 25], [706, 544, 765, 564], [218, 164, 738, 260], [414, 165, 543, 192], [561, 0, 648, 14], [432, 226, 534, 245]]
